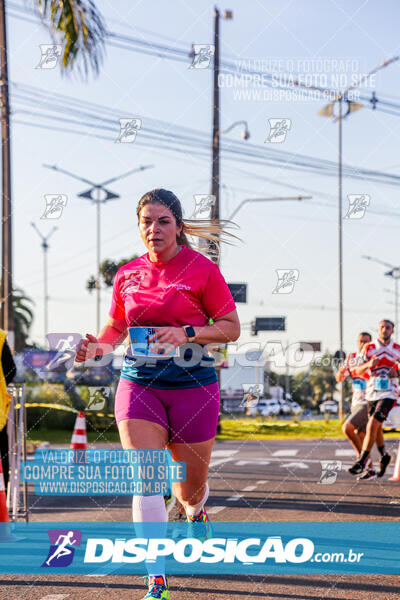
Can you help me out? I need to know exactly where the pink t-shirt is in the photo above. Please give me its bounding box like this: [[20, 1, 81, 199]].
[[109, 245, 236, 327]]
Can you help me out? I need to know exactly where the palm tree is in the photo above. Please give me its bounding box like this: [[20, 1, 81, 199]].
[[13, 288, 35, 352], [33, 0, 106, 76]]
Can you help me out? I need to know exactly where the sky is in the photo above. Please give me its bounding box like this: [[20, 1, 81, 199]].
[[6, 0, 400, 371]]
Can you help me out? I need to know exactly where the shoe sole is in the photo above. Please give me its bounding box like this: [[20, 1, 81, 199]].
[[377, 456, 392, 478]]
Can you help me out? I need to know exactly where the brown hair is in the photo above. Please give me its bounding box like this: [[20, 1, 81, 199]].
[[136, 188, 241, 261]]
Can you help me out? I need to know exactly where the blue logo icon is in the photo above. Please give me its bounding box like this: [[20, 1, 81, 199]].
[[42, 529, 82, 567]]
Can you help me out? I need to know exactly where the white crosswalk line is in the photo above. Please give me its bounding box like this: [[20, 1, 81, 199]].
[[235, 460, 270, 466], [335, 449, 355, 456], [272, 449, 298, 457], [40, 596, 70, 600], [227, 494, 243, 501], [282, 462, 309, 469], [211, 450, 239, 457], [209, 450, 239, 468], [242, 485, 257, 492], [256, 480, 268, 484], [207, 506, 226, 514]]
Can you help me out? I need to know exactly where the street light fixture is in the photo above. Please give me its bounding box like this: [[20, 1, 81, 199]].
[[43, 163, 154, 332], [227, 195, 311, 221]]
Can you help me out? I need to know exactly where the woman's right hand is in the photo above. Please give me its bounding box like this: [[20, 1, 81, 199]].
[[75, 333, 99, 363]]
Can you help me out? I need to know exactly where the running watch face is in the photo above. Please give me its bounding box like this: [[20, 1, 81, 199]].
[[184, 325, 196, 339]]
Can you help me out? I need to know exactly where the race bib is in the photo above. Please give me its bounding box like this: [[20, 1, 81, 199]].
[[128, 327, 179, 359], [373, 377, 390, 391], [353, 379, 366, 391]]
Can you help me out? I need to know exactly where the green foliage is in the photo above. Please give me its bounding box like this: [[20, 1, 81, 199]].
[[35, 0, 106, 77], [87, 255, 139, 292]]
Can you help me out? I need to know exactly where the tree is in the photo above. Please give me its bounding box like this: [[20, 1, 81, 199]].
[[308, 354, 337, 405], [87, 255, 139, 292], [34, 0, 106, 77], [291, 371, 314, 408], [13, 287, 35, 352]]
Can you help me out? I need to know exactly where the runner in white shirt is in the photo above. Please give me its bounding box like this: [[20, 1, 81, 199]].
[[336, 332, 372, 477], [348, 320, 400, 477]]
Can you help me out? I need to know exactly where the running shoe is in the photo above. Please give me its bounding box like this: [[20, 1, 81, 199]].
[[142, 575, 170, 599], [357, 468, 377, 481], [186, 506, 214, 542], [377, 453, 392, 478], [348, 458, 368, 475]]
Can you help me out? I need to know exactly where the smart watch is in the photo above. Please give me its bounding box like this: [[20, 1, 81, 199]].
[[183, 325, 196, 342]]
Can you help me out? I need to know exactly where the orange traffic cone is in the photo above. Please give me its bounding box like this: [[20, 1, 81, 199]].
[[389, 441, 400, 481], [70, 411, 87, 450], [0, 457, 16, 541]]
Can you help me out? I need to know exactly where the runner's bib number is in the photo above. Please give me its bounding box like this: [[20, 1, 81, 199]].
[[373, 377, 390, 391], [353, 379, 366, 391]]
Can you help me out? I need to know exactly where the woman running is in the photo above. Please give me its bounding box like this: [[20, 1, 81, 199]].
[[75, 188, 240, 599]]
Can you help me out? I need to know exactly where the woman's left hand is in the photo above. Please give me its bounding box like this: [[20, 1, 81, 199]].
[[148, 327, 188, 355]]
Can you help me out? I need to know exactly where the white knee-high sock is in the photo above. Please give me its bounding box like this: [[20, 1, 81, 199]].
[[132, 495, 167, 580], [182, 482, 209, 517]]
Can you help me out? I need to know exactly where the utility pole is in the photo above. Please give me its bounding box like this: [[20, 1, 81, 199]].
[[209, 8, 233, 265], [31, 223, 57, 345], [210, 7, 221, 264], [337, 97, 344, 421], [0, 0, 14, 336]]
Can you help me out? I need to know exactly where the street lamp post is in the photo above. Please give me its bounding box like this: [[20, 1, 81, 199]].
[[318, 55, 399, 420], [363, 255, 400, 341], [43, 163, 154, 333], [31, 222, 57, 345]]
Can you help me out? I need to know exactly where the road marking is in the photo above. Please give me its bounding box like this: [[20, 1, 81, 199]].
[[210, 450, 238, 468], [335, 449, 355, 456], [257, 480, 268, 484], [207, 506, 226, 514], [227, 494, 243, 501], [282, 462, 309, 469], [40, 596, 70, 600], [235, 460, 270, 466], [211, 450, 239, 457], [242, 485, 257, 492], [272, 449, 298, 457]]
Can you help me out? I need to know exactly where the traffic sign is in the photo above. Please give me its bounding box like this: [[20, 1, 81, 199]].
[[228, 283, 247, 303]]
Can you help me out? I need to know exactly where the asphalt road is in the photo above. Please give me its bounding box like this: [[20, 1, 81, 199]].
[[1, 438, 399, 599]]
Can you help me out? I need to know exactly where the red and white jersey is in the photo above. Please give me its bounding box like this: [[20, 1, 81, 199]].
[[342, 351, 369, 408], [360, 339, 400, 402]]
